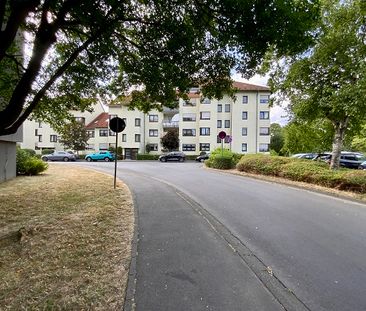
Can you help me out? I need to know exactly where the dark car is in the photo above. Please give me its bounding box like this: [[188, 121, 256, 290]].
[[159, 151, 185, 162], [324, 152, 366, 169], [359, 161, 366, 170], [41, 151, 76, 162], [196, 152, 210, 162]]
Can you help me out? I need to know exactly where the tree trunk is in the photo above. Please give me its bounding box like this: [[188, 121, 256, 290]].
[[330, 118, 349, 170]]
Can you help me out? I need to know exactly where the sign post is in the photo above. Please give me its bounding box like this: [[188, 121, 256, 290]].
[[109, 117, 126, 189], [218, 131, 227, 157]]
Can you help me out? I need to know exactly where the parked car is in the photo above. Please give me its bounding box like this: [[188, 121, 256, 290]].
[[359, 161, 366, 170], [291, 153, 317, 160], [159, 151, 185, 162], [323, 152, 366, 169], [85, 151, 115, 162], [41, 151, 77, 162], [196, 152, 210, 162]]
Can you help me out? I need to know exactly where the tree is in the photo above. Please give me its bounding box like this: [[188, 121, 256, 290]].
[[269, 123, 284, 155], [58, 121, 88, 153], [270, 0, 366, 169], [161, 129, 179, 152], [351, 124, 366, 153], [0, 0, 320, 136], [281, 120, 333, 155]]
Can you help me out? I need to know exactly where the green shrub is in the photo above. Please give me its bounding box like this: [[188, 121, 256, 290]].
[[22, 149, 36, 156], [137, 154, 160, 160], [23, 157, 48, 175], [185, 155, 200, 161], [236, 154, 366, 193], [205, 148, 237, 169], [17, 148, 48, 175]]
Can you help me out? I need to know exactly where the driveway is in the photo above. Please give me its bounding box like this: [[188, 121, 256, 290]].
[[74, 161, 366, 311]]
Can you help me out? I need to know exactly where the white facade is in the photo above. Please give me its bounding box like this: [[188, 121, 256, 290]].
[[20, 82, 270, 157], [21, 103, 105, 153]]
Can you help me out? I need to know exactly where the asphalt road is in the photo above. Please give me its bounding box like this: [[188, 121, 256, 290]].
[[74, 161, 366, 311]]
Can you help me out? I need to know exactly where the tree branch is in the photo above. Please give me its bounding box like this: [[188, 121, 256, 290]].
[[0, 0, 40, 62], [0, 34, 100, 135]]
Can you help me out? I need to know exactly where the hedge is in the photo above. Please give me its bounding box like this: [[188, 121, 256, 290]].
[[236, 154, 366, 193], [137, 154, 160, 160]]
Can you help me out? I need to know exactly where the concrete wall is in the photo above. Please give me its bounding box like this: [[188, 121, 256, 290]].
[[0, 126, 23, 183]]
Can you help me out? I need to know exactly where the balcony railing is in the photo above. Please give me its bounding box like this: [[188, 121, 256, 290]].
[[162, 120, 179, 128]]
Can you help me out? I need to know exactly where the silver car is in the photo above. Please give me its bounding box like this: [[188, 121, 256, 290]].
[[41, 151, 76, 162]]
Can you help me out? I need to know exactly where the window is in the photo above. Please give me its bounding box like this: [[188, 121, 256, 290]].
[[182, 129, 196, 136], [122, 118, 127, 125], [200, 111, 210, 120], [260, 95, 270, 104], [135, 134, 141, 142], [242, 143, 247, 152], [149, 129, 158, 137], [86, 130, 95, 138], [109, 130, 116, 136], [182, 144, 196, 151], [200, 143, 210, 151], [217, 120, 222, 128], [217, 104, 222, 112], [38, 135, 42, 142], [99, 129, 108, 136], [183, 100, 196, 106], [225, 104, 230, 112], [147, 143, 158, 151], [242, 96, 248, 104], [35, 129, 38, 136], [260, 127, 270, 135], [109, 114, 118, 120], [224, 120, 230, 128], [242, 111, 248, 120], [38, 122, 42, 128], [182, 113, 196, 121], [200, 127, 210, 136], [122, 134, 126, 142], [86, 144, 94, 150], [259, 143, 270, 152], [50, 135, 58, 142], [260, 111, 269, 119], [135, 118, 141, 126], [242, 127, 247, 136], [149, 115, 158, 122]]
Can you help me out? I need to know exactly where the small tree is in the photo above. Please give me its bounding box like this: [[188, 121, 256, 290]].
[[59, 121, 88, 154], [269, 123, 284, 155], [161, 129, 179, 152]]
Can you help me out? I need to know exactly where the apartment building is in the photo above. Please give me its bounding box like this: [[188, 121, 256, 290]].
[[107, 81, 270, 157], [21, 103, 106, 153], [20, 81, 270, 158], [179, 81, 270, 154]]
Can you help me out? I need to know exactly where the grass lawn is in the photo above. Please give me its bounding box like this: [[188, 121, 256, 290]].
[[0, 164, 134, 310]]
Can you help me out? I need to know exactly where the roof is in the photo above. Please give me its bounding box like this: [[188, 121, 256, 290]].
[[85, 112, 109, 129], [232, 81, 270, 92]]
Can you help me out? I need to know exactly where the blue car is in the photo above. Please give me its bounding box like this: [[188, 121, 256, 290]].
[[85, 151, 115, 162]]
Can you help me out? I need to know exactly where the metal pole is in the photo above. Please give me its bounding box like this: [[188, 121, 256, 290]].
[[114, 132, 118, 189], [221, 139, 223, 157]]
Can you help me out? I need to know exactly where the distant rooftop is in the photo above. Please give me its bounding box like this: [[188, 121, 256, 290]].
[[85, 112, 109, 129]]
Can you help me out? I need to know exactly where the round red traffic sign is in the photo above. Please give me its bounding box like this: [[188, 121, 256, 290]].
[[218, 131, 226, 139]]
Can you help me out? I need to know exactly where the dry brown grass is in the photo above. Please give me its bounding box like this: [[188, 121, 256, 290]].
[[0, 164, 134, 310]]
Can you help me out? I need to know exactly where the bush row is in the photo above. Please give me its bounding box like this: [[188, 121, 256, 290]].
[[17, 148, 48, 176], [205, 148, 243, 170], [137, 154, 161, 160], [236, 154, 366, 193]]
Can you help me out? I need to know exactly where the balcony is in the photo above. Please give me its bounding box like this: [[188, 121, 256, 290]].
[[162, 120, 179, 128]]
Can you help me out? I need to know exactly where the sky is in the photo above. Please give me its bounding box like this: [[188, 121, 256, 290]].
[[231, 72, 289, 126]]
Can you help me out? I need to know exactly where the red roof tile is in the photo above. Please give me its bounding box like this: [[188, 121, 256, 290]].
[[85, 112, 109, 129], [232, 81, 270, 91]]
